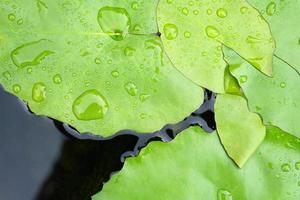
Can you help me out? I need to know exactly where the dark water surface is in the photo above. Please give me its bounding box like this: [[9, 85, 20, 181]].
[[0, 86, 215, 200]]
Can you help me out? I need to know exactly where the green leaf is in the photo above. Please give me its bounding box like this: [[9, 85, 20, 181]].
[[248, 0, 300, 72], [93, 126, 300, 199], [0, 0, 203, 136], [157, 0, 275, 93], [215, 94, 266, 167], [225, 48, 300, 139]]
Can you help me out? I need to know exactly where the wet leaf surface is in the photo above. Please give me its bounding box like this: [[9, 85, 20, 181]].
[[94, 126, 300, 200], [0, 0, 203, 137]]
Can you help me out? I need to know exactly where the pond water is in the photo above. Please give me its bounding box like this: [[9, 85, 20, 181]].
[[0, 86, 215, 200]]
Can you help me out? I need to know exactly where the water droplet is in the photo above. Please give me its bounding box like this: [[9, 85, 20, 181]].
[[53, 74, 62, 84], [280, 82, 286, 88], [12, 84, 21, 93], [188, 1, 194, 6], [182, 7, 189, 15], [193, 10, 199, 15], [240, 75, 248, 83], [167, 0, 173, 4], [281, 163, 291, 172], [32, 82, 46, 102], [207, 9, 212, 15], [98, 7, 131, 41], [240, 7, 248, 14], [295, 161, 300, 170], [163, 23, 178, 40], [205, 26, 220, 38], [246, 35, 261, 44], [124, 47, 135, 56], [8, 13, 16, 21], [95, 57, 102, 64], [27, 67, 32, 74], [184, 31, 191, 38], [217, 189, 233, 200], [111, 70, 120, 78], [17, 18, 23, 25], [133, 24, 141, 32], [131, 2, 139, 10], [216, 8, 227, 18], [2, 71, 11, 80], [11, 39, 54, 68], [266, 2, 276, 16], [139, 94, 150, 102], [124, 82, 138, 96], [72, 89, 109, 121], [140, 113, 147, 119]]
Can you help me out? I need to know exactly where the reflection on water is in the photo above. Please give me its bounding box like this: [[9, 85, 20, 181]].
[[0, 86, 215, 200]]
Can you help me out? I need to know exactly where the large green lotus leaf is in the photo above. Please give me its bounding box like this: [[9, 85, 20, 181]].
[[157, 0, 275, 93], [93, 126, 300, 199], [215, 94, 266, 167], [0, 0, 203, 136], [225, 48, 300, 138], [248, 0, 300, 72]]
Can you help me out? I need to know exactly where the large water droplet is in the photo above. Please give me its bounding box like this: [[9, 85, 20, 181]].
[[124, 82, 138, 96], [266, 2, 276, 16], [98, 7, 131, 41], [11, 39, 54, 68], [32, 82, 47, 102], [217, 189, 233, 200], [206, 26, 220, 38], [72, 89, 109, 121], [216, 8, 227, 18], [163, 23, 178, 40]]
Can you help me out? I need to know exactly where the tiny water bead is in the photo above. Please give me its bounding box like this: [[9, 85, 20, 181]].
[[266, 2, 276, 16], [32, 82, 47, 102], [240, 6, 248, 14], [216, 8, 227, 18], [12, 84, 21, 93], [8, 13, 16, 21], [131, 1, 139, 10], [205, 26, 220, 38], [10, 39, 54, 68], [163, 23, 178, 40], [184, 31, 191, 38], [139, 93, 150, 102], [217, 189, 233, 200], [240, 75, 248, 83], [280, 82, 286, 88], [182, 7, 189, 15], [124, 82, 138, 96], [98, 6, 131, 41], [53, 74, 62, 84], [17, 18, 23, 25], [295, 161, 300, 170], [124, 47, 135, 56], [2, 71, 12, 81], [281, 163, 291, 172], [111, 70, 120, 78], [72, 89, 109, 121], [94, 57, 102, 64]]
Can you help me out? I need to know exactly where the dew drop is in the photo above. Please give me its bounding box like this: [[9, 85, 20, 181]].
[[163, 23, 178, 40], [131, 2, 139, 10], [281, 163, 291, 172], [205, 26, 220, 38], [140, 113, 147, 119], [72, 89, 109, 121], [266, 2, 276, 16], [182, 7, 189, 15], [217, 189, 233, 200], [124, 47, 135, 56], [207, 9, 212, 15], [2, 71, 11, 81], [184, 31, 191, 38], [53, 74, 62, 84], [95, 57, 102, 64], [10, 39, 54, 68], [17, 18, 23, 25], [32, 82, 46, 102], [280, 82, 286, 88], [167, 0, 173, 4], [239, 75, 248, 83], [216, 8, 227, 18], [240, 7, 248, 14], [98, 7, 131, 41], [139, 93, 150, 102], [8, 13, 16, 21], [295, 161, 300, 170], [111, 70, 120, 78], [12, 84, 21, 93], [124, 82, 138, 96]]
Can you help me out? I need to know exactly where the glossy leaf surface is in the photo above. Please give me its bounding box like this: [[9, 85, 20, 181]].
[[215, 94, 266, 167], [0, 0, 203, 136], [93, 126, 300, 199], [157, 0, 275, 92]]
